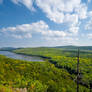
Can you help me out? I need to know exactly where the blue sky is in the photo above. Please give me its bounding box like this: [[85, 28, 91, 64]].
[[0, 0, 92, 47]]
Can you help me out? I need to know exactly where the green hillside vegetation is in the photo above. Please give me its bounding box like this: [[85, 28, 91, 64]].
[[0, 47, 16, 51], [14, 47, 92, 90], [55, 45, 92, 50], [0, 54, 90, 92]]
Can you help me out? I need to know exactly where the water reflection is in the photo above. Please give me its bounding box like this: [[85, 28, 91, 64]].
[[0, 51, 44, 62]]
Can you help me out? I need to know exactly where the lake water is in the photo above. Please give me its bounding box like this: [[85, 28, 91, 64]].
[[0, 51, 44, 62]]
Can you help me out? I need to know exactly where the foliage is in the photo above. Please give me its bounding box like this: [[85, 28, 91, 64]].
[[0, 54, 89, 92], [0, 46, 92, 92], [14, 47, 92, 90]]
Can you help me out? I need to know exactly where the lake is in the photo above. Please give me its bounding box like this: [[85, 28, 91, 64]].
[[0, 51, 44, 62]]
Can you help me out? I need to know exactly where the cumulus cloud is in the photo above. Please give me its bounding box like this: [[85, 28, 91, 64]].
[[0, 20, 78, 44], [85, 18, 92, 30], [42, 30, 66, 37], [1, 21, 67, 39], [88, 11, 92, 17], [1, 21, 48, 38], [11, 0, 35, 11], [1, 0, 91, 45], [11, 0, 87, 24], [75, 4, 87, 19], [84, 10, 92, 31], [36, 0, 81, 23], [64, 14, 79, 34], [35, 0, 88, 31], [10, 0, 90, 35], [44, 36, 79, 46], [64, 14, 78, 25], [68, 26, 79, 34], [87, 34, 92, 39]]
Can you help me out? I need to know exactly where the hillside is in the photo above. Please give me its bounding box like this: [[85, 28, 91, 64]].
[[55, 45, 92, 51], [0, 47, 92, 92], [0, 55, 89, 92], [0, 47, 17, 51], [14, 47, 92, 91]]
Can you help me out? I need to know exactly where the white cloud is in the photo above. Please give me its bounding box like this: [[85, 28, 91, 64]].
[[64, 14, 78, 25], [10, 0, 91, 39], [88, 0, 90, 3], [35, 0, 88, 36], [42, 30, 66, 37], [11, 33, 32, 39], [75, 4, 87, 19], [36, 0, 81, 13], [1, 21, 48, 39], [11, 0, 35, 11], [1, 0, 90, 45], [84, 11, 92, 31], [63, 13, 79, 35], [64, 14, 79, 30], [36, 0, 88, 23], [1, 21, 66, 38], [87, 34, 92, 39], [44, 36, 79, 46], [36, 0, 81, 23], [88, 11, 92, 17], [85, 18, 92, 30], [10, 0, 89, 36], [11, 0, 87, 24], [11, 34, 23, 39], [0, 20, 80, 45], [11, 0, 18, 4], [69, 26, 79, 34], [1, 20, 78, 43]]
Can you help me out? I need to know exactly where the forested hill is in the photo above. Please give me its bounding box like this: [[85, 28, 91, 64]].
[[14, 47, 92, 90], [54, 46, 92, 50], [1, 46, 92, 51], [0, 47, 21, 51], [0, 47, 92, 91], [0, 53, 90, 92]]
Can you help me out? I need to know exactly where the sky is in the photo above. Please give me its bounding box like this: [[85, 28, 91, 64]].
[[0, 0, 92, 47]]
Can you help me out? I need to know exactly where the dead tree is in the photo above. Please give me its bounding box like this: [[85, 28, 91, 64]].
[[77, 48, 80, 92]]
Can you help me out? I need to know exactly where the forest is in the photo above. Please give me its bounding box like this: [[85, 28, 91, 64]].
[[0, 47, 92, 92]]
